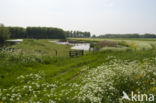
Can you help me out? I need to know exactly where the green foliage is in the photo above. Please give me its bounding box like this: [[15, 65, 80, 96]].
[[98, 33, 156, 38], [90, 42, 96, 48], [0, 24, 10, 43], [118, 41, 129, 47], [66, 30, 91, 38], [7, 26, 66, 39], [8, 27, 26, 38], [26, 27, 66, 39], [8, 39, 70, 61]]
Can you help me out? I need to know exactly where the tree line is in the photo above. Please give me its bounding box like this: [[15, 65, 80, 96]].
[[65, 31, 91, 38], [8, 26, 66, 39], [7, 27, 91, 39], [0, 24, 91, 43], [95, 34, 156, 38]]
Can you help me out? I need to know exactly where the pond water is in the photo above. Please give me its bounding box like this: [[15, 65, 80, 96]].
[[6, 39, 23, 42], [6, 39, 23, 44], [49, 41, 90, 51], [71, 43, 90, 50]]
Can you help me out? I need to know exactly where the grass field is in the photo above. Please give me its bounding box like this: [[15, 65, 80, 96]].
[[11, 39, 71, 57], [0, 38, 156, 103]]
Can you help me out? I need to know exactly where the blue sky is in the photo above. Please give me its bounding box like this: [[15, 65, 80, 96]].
[[0, 0, 156, 35]]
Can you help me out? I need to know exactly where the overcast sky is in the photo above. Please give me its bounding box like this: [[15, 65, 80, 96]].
[[0, 0, 156, 35]]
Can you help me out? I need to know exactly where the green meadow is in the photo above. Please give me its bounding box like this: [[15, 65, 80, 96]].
[[0, 38, 156, 103]]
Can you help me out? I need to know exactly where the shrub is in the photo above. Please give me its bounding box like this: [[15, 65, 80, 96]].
[[0, 24, 10, 43], [98, 40, 118, 47]]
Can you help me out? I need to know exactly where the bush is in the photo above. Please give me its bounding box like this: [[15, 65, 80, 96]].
[[0, 24, 10, 43], [98, 40, 118, 47]]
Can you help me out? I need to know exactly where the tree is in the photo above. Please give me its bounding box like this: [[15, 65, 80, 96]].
[[92, 34, 96, 38], [25, 27, 66, 39], [98, 33, 156, 38], [8, 27, 26, 38], [0, 24, 10, 43], [65, 30, 91, 38]]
